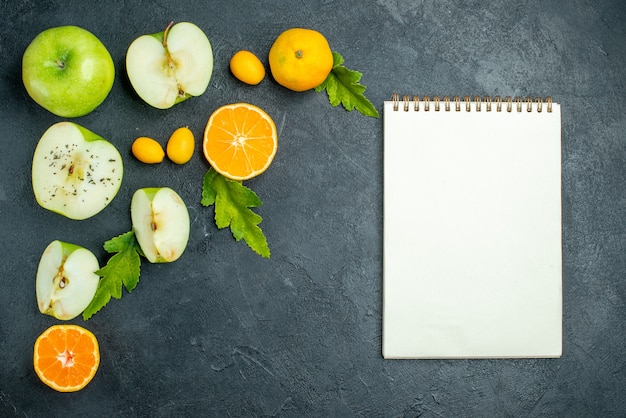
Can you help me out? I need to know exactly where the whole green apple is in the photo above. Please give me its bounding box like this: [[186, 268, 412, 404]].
[[22, 26, 115, 118]]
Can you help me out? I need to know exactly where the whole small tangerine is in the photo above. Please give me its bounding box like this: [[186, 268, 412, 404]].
[[230, 50, 265, 85], [166, 127, 195, 164], [268, 28, 333, 92], [132, 136, 164, 164]]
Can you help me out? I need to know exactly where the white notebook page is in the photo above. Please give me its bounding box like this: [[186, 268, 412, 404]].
[[383, 98, 562, 359]]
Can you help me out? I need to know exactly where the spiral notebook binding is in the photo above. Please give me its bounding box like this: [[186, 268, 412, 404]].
[[391, 93, 552, 113]]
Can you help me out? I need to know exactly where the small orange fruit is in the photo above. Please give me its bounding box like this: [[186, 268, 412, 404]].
[[203, 103, 278, 181], [167, 126, 195, 164], [33, 324, 100, 392], [268, 28, 333, 92], [230, 50, 265, 85], [132, 136, 164, 164]]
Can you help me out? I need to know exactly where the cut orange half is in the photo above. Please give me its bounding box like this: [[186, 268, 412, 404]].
[[203, 103, 278, 181], [33, 324, 100, 392]]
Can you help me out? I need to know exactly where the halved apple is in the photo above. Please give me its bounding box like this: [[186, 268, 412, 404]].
[[131, 187, 190, 263], [126, 21, 213, 109], [36, 240, 99, 320], [31, 122, 123, 220]]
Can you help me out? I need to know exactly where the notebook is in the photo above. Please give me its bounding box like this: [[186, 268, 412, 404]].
[[382, 94, 562, 359]]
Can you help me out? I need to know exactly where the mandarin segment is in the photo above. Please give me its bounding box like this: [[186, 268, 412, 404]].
[[203, 103, 278, 181], [65, 327, 81, 348], [33, 324, 100, 392]]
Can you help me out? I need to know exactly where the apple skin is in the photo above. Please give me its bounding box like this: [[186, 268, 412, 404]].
[[22, 25, 115, 118], [131, 187, 190, 263], [126, 22, 213, 109], [36, 240, 100, 321], [31, 121, 124, 220]]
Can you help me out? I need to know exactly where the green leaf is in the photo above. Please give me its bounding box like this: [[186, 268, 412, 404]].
[[201, 168, 270, 258], [82, 231, 142, 320], [315, 51, 379, 118], [103, 231, 134, 253]]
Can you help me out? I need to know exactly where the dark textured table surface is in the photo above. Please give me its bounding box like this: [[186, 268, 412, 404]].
[[1, 1, 625, 416]]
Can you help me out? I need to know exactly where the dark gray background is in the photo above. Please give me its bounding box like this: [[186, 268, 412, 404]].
[[1, 0, 624, 416]]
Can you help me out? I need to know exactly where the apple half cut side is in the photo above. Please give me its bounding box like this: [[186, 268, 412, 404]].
[[131, 187, 190, 263], [36, 240, 100, 320], [31, 122, 123, 220], [126, 21, 213, 109]]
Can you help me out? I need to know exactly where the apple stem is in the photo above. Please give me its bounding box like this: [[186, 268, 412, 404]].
[[55, 59, 66, 69], [162, 21, 174, 48]]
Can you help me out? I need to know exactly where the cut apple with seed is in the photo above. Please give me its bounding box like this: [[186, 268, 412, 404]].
[[126, 21, 213, 109], [131, 187, 190, 263], [36, 240, 100, 320], [32, 122, 123, 220]]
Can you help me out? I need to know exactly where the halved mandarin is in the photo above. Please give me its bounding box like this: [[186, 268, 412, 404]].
[[33, 324, 100, 392], [203, 103, 278, 181]]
